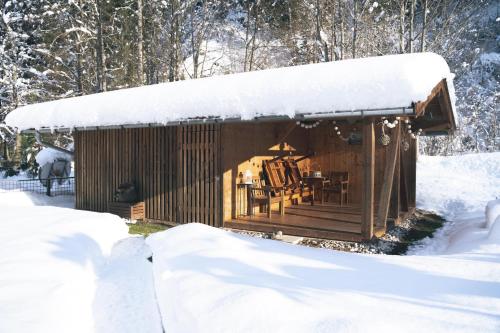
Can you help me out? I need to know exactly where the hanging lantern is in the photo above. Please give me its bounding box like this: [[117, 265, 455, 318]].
[[403, 140, 410, 151], [379, 133, 391, 146], [378, 118, 393, 146]]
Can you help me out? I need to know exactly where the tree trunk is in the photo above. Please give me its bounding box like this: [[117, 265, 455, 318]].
[[13, 134, 22, 167], [409, 0, 416, 53], [399, 0, 406, 54], [352, 0, 358, 58], [168, 0, 180, 82], [315, 0, 322, 62], [189, 3, 199, 78], [420, 0, 428, 52], [330, 0, 337, 60], [248, 1, 260, 71], [339, 0, 344, 59], [137, 0, 144, 84], [95, 0, 107, 92]]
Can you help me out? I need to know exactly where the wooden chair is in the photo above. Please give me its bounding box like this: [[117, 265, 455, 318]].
[[321, 172, 349, 206], [248, 177, 285, 218]]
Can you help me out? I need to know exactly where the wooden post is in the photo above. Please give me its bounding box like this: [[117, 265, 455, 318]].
[[376, 124, 401, 231], [267, 191, 272, 218], [280, 189, 285, 216], [389, 137, 401, 223], [400, 134, 409, 214], [409, 137, 417, 210], [361, 119, 375, 240]]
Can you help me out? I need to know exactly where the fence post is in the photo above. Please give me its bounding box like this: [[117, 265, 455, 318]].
[[46, 178, 51, 197]]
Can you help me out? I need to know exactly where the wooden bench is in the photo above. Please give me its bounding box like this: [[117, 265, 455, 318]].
[[247, 178, 285, 218], [263, 157, 314, 205], [321, 172, 349, 206], [108, 201, 145, 220]]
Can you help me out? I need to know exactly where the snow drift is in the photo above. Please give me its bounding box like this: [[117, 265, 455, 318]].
[[146, 222, 500, 333], [6, 52, 455, 131], [0, 196, 162, 333]]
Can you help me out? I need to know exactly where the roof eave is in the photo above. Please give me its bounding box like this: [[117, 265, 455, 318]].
[[21, 106, 416, 134]]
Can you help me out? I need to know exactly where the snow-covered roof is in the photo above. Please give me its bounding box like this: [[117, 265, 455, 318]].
[[5, 52, 456, 131]]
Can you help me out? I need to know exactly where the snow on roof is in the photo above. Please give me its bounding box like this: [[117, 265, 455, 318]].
[[5, 52, 455, 131]]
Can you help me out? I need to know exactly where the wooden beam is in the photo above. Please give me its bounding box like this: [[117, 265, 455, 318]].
[[361, 118, 375, 240], [409, 137, 417, 209], [224, 221, 363, 242], [389, 135, 401, 223], [414, 79, 445, 116], [376, 124, 401, 229], [399, 137, 409, 213]]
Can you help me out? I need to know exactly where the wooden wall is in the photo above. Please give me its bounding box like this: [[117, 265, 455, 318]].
[[74, 119, 416, 232], [74, 124, 222, 226]]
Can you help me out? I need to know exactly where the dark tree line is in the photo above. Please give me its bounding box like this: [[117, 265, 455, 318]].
[[1, 0, 498, 167]]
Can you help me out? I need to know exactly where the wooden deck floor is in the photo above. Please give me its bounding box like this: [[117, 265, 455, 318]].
[[224, 202, 364, 241]]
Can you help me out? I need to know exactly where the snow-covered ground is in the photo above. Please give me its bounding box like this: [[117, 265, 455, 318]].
[[0, 193, 162, 333], [0, 152, 499, 332], [410, 152, 500, 254], [147, 221, 500, 333]]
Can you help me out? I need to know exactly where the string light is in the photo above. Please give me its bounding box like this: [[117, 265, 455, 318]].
[[331, 121, 349, 141], [403, 118, 422, 139], [296, 120, 321, 129]]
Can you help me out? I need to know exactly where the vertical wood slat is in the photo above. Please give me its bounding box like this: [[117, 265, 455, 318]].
[[168, 127, 172, 221], [75, 131, 79, 209], [361, 119, 375, 240], [75, 124, 221, 227], [196, 126, 201, 223], [202, 125, 207, 225], [159, 127, 164, 221], [208, 124, 213, 226], [188, 126, 192, 222], [214, 124, 220, 227]]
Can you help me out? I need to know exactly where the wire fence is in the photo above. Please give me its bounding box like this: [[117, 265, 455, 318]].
[[0, 177, 75, 196]]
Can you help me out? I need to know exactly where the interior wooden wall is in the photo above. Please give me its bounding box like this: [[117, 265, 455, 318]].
[[221, 121, 310, 221], [74, 124, 222, 227], [308, 120, 392, 206], [221, 119, 416, 226]]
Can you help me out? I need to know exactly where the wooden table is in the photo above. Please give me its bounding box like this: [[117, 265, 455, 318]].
[[236, 183, 254, 216], [303, 176, 329, 202]]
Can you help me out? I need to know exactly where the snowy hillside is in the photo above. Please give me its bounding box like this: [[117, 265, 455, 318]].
[[417, 152, 500, 220], [410, 152, 500, 254]]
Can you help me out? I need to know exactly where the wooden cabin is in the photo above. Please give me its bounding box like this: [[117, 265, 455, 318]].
[[6, 53, 457, 241]]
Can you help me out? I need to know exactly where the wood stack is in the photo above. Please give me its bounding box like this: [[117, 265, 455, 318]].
[[108, 201, 145, 220]]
